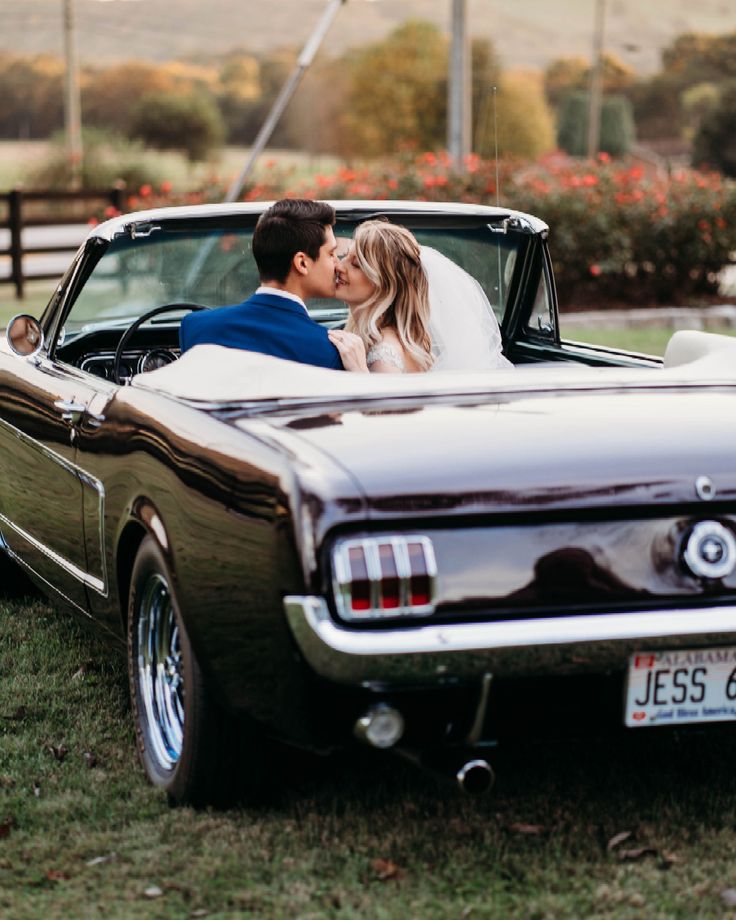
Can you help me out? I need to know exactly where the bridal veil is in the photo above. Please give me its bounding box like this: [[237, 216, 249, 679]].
[[420, 246, 512, 372]]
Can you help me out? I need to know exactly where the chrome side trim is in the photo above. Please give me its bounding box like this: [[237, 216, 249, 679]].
[[0, 414, 108, 596], [283, 595, 736, 684], [0, 512, 105, 594], [3, 543, 92, 617]]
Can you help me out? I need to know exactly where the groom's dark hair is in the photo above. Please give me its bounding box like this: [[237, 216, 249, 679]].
[[253, 198, 336, 283]]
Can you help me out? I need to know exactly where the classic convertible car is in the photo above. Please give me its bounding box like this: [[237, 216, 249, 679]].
[[2, 200, 736, 805]]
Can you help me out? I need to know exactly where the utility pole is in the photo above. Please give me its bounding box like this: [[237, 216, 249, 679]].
[[62, 0, 83, 187], [448, 0, 471, 168], [586, 0, 606, 159]]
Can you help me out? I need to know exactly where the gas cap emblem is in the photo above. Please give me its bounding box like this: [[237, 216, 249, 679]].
[[682, 521, 736, 580], [695, 475, 715, 501]]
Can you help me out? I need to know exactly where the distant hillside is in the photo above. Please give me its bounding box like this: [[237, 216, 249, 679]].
[[4, 0, 736, 74]]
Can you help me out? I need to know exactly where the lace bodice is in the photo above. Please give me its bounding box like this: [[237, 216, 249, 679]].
[[366, 341, 405, 372]]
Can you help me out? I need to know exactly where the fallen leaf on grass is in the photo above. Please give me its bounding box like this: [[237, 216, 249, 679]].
[[190, 911, 209, 918], [47, 744, 68, 762], [660, 851, 681, 869], [618, 846, 659, 862], [509, 822, 544, 836], [46, 869, 69, 882], [71, 665, 88, 681], [0, 775, 15, 789], [722, 889, 736, 908], [371, 858, 403, 881], [0, 818, 14, 839], [144, 885, 164, 899], [86, 853, 117, 867], [607, 830, 632, 852]]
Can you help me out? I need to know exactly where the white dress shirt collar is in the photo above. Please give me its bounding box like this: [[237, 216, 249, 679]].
[[256, 285, 307, 313]]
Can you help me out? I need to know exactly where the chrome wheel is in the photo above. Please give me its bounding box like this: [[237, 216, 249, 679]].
[[128, 535, 264, 805], [136, 573, 184, 770]]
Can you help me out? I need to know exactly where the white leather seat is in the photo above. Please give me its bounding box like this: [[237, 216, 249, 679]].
[[663, 330, 736, 368]]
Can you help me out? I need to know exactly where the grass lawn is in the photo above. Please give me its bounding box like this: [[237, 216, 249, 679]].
[[561, 323, 736, 357], [0, 141, 339, 194], [0, 280, 57, 328], [4, 599, 736, 918]]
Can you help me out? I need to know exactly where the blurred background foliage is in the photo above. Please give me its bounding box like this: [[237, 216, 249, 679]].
[[3, 19, 736, 309], [1, 21, 734, 173]]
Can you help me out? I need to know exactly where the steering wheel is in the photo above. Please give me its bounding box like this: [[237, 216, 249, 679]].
[[113, 303, 207, 385]]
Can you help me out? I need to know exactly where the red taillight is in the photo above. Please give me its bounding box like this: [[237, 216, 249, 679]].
[[333, 536, 436, 620], [378, 542, 400, 609], [347, 545, 371, 611], [407, 541, 431, 606]]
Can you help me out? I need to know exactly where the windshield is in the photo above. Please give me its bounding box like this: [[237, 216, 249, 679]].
[[61, 219, 523, 341]]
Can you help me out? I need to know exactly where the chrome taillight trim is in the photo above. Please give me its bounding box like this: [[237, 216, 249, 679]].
[[331, 535, 437, 621]]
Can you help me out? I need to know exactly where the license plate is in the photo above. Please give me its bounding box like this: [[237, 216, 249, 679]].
[[625, 646, 736, 727]]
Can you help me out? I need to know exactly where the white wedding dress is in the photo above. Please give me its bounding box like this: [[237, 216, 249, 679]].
[[365, 246, 512, 373], [421, 246, 512, 372]]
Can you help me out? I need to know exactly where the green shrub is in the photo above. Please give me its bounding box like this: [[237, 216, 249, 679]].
[[692, 80, 736, 177], [129, 91, 225, 162], [27, 127, 167, 190], [557, 91, 635, 157]]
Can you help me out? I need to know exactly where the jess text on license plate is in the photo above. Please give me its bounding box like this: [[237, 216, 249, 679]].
[[625, 646, 736, 727]]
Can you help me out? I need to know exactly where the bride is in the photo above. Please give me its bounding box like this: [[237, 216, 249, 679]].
[[328, 219, 512, 374]]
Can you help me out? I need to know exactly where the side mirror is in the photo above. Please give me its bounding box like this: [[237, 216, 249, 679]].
[[6, 314, 44, 358]]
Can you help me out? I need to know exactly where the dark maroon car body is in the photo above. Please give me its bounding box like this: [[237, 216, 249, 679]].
[[2, 200, 735, 803]]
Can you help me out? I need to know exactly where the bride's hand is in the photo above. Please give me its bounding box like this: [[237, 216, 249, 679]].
[[328, 329, 369, 373]]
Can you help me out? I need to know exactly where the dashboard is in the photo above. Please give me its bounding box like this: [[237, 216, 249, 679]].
[[56, 323, 181, 384]]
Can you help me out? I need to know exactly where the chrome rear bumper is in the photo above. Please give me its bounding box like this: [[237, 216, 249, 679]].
[[283, 595, 736, 685]]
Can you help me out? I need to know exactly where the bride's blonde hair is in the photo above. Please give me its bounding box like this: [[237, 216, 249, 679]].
[[345, 220, 434, 371]]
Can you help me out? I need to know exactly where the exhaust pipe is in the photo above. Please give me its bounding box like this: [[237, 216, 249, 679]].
[[394, 746, 495, 795], [456, 758, 494, 795]]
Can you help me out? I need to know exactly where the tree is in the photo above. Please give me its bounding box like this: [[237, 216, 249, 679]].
[[341, 21, 447, 157], [662, 31, 736, 84], [681, 81, 720, 140], [544, 54, 636, 108], [83, 62, 178, 134], [628, 73, 683, 140], [0, 53, 64, 139], [471, 37, 502, 133], [544, 57, 589, 107], [632, 30, 736, 141], [692, 80, 736, 176], [476, 72, 555, 160], [129, 91, 225, 161]]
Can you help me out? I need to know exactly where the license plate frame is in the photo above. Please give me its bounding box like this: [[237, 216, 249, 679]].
[[625, 646, 736, 727]]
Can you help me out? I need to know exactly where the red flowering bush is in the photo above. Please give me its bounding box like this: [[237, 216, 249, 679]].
[[508, 159, 736, 305], [297, 152, 519, 205], [102, 153, 736, 307], [294, 153, 736, 305]]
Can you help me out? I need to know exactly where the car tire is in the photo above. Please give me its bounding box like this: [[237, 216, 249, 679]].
[[127, 535, 259, 806]]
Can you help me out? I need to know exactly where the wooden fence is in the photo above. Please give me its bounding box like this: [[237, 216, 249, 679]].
[[0, 186, 127, 299]]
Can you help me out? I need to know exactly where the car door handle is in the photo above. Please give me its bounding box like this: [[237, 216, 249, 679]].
[[54, 399, 87, 425]]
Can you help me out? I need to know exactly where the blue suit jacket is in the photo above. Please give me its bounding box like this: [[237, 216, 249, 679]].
[[179, 292, 344, 371]]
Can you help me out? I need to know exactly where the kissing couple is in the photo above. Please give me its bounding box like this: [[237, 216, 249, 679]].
[[180, 198, 511, 374]]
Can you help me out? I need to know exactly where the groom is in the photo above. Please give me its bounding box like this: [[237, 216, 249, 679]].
[[179, 198, 344, 370]]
